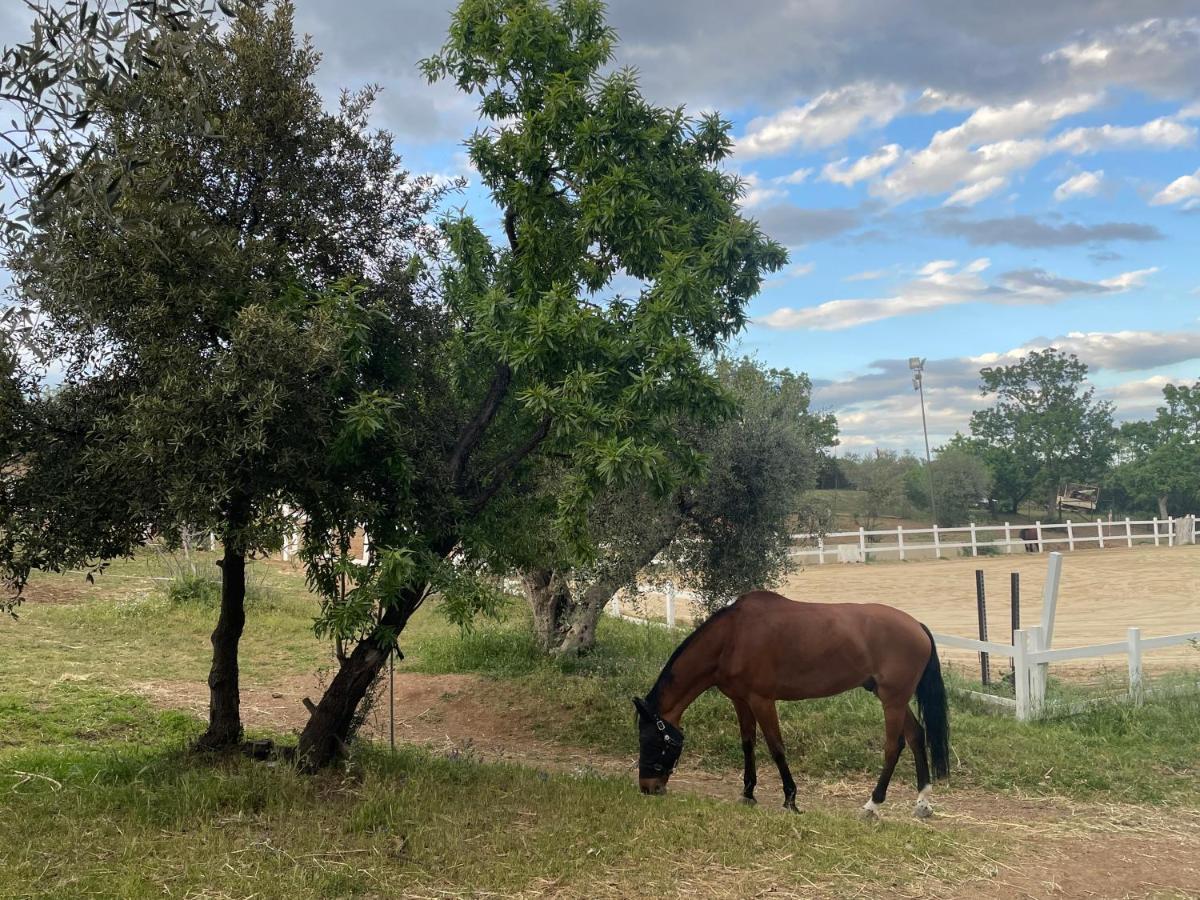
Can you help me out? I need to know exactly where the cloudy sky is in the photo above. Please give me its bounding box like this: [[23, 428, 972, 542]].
[[4, 1, 1199, 454]]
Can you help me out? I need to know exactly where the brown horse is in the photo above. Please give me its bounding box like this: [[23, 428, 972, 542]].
[[634, 590, 950, 819], [1019, 527, 1039, 552]]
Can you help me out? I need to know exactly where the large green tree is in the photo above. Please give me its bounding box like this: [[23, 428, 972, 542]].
[[968, 349, 1115, 518], [1, 2, 442, 749], [510, 358, 837, 655], [904, 447, 991, 527], [291, 0, 786, 768], [1107, 381, 1200, 518]]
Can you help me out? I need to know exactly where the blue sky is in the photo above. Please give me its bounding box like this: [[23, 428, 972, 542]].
[[4, 2, 1198, 454]]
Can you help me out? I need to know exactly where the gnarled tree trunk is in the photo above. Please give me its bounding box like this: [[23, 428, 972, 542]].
[[1157, 495, 1169, 519], [525, 568, 571, 651]]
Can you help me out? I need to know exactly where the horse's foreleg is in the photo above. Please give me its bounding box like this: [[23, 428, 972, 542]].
[[863, 700, 907, 820], [903, 707, 933, 818], [748, 696, 797, 812], [732, 698, 758, 804]]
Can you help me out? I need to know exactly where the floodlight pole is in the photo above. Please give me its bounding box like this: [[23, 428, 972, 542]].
[[910, 358, 937, 525]]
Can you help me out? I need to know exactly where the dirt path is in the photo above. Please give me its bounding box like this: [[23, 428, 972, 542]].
[[132, 671, 1200, 900]]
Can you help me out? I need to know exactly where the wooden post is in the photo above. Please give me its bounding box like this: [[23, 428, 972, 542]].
[[361, 529, 370, 565], [933, 524, 941, 560], [969, 522, 978, 557], [1096, 518, 1105, 549], [817, 536, 825, 565], [1013, 629, 1031, 721], [609, 597, 621, 618], [1127, 627, 1144, 706], [1004, 521, 1013, 554], [858, 527, 866, 560], [1125, 516, 1133, 548], [897, 525, 905, 561], [1035, 520, 1044, 553], [665, 582, 676, 628], [1168, 516, 1175, 547], [1028, 624, 1046, 718], [1065, 520, 1074, 551], [208, 532, 216, 552], [1152, 517, 1160, 546], [975, 569, 991, 685]]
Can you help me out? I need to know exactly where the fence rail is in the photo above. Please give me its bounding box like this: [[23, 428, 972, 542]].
[[789, 514, 1196, 564]]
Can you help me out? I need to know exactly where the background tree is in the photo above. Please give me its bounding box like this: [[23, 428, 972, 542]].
[[904, 448, 991, 527], [1, 1, 442, 749], [841, 450, 917, 529], [511, 358, 837, 654], [292, 0, 787, 768], [968, 349, 1115, 518], [1106, 381, 1200, 518]]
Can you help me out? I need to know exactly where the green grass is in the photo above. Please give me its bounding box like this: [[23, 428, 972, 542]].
[[0, 685, 979, 899]]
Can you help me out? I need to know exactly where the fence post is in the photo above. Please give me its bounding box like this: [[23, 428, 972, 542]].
[[1096, 518, 1105, 549], [1010, 572, 1020, 643], [1168, 516, 1175, 547], [1013, 629, 1031, 721], [858, 527, 866, 560], [933, 525, 941, 560], [897, 525, 905, 561], [1065, 520, 1074, 551], [1039, 552, 1064, 649], [1035, 521, 1044, 553], [1127, 627, 1144, 706], [969, 522, 978, 557], [1028, 624, 1046, 718], [1125, 516, 1133, 548], [609, 597, 621, 618], [1152, 517, 1160, 546], [1004, 521, 1013, 554], [975, 569, 990, 685], [361, 529, 370, 565], [665, 582, 676, 628], [817, 536, 825, 565], [209, 532, 216, 552]]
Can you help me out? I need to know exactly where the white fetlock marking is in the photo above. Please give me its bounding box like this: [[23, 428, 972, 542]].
[[862, 799, 881, 815], [914, 786, 934, 818]]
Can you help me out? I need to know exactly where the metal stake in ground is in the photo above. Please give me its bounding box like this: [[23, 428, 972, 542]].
[[1010, 571, 1020, 679], [976, 569, 991, 685]]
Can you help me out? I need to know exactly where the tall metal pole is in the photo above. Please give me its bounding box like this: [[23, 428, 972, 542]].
[[915, 366, 938, 525]]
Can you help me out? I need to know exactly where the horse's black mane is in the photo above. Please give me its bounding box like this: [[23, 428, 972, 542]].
[[645, 602, 739, 712]]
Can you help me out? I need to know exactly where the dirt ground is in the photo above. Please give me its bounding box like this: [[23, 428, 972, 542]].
[[628, 544, 1200, 680], [133, 671, 1200, 900]]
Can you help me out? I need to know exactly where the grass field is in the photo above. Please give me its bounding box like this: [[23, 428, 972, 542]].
[[2, 551, 1198, 898]]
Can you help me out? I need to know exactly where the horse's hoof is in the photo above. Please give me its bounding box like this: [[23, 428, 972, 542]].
[[859, 807, 880, 822], [740, 795, 757, 806], [783, 801, 800, 814], [914, 800, 934, 819]]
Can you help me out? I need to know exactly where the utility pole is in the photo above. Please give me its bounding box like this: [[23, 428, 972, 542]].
[[909, 357, 938, 525]]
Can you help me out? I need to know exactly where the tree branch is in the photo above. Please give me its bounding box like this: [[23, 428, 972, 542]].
[[470, 414, 552, 515], [448, 362, 513, 491]]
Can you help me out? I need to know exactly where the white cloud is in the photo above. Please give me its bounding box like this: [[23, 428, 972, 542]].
[[736, 82, 906, 158], [773, 167, 813, 185], [821, 144, 902, 187], [763, 262, 816, 288], [845, 269, 888, 282], [945, 176, 1007, 206], [1150, 167, 1200, 206], [737, 172, 786, 209], [1054, 169, 1104, 201], [1053, 117, 1196, 154], [758, 261, 1153, 331]]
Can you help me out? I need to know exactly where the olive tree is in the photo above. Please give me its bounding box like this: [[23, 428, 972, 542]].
[[1, 1, 442, 749]]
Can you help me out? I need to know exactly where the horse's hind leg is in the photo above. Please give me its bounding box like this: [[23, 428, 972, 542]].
[[748, 695, 798, 812], [862, 698, 907, 820], [732, 698, 758, 804], [903, 707, 933, 818]]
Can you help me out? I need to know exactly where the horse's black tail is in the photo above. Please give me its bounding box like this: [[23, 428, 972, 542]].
[[916, 623, 950, 780]]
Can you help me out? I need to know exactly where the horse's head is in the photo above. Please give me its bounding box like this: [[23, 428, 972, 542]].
[[632, 696, 684, 795]]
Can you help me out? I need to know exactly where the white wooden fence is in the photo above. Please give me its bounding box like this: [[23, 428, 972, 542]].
[[789, 514, 1196, 564], [932, 553, 1200, 720]]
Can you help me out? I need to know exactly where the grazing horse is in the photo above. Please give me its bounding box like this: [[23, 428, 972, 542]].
[[1019, 527, 1039, 552], [633, 590, 950, 819]]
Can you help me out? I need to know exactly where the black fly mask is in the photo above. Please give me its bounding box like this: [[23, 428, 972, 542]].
[[633, 696, 685, 780]]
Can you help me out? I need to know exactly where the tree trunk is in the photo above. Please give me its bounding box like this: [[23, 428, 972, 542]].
[[524, 568, 570, 651], [296, 584, 423, 771], [554, 577, 625, 656], [195, 538, 246, 750], [1157, 495, 1169, 519]]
